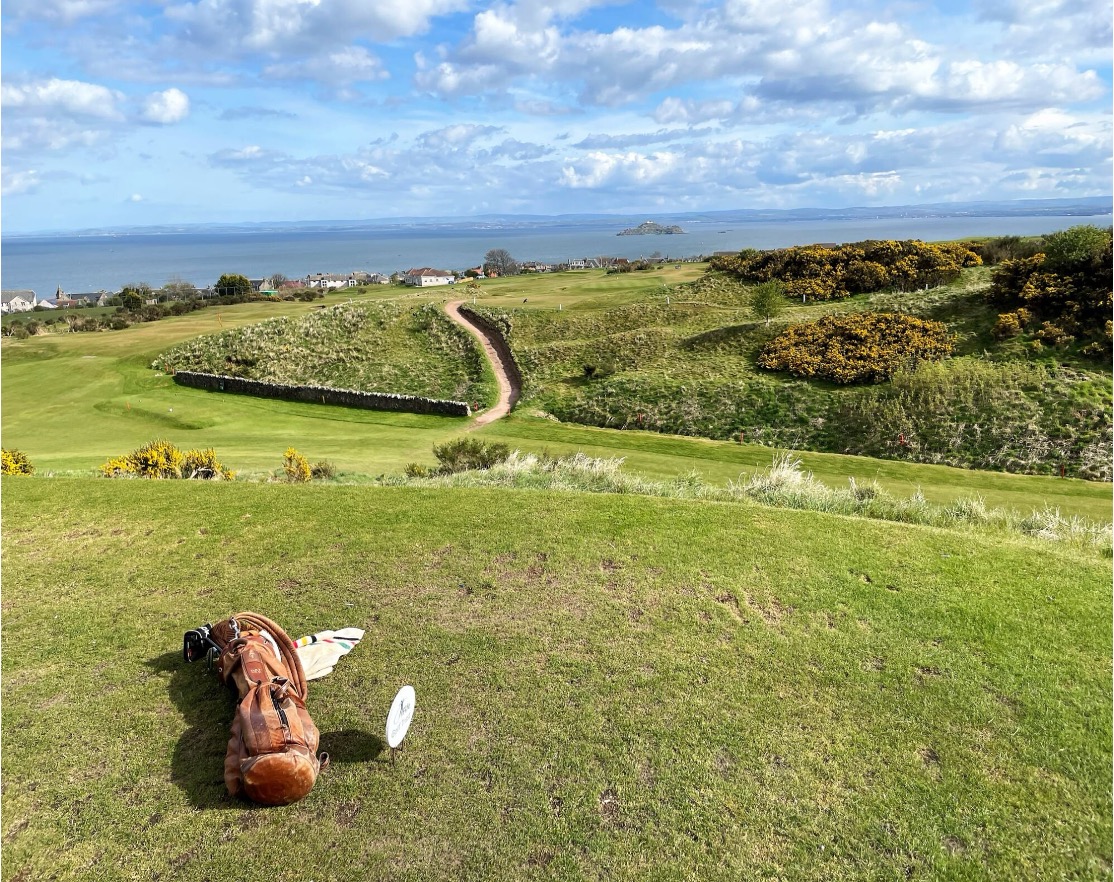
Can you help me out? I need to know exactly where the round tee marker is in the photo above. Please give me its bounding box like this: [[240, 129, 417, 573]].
[[386, 685, 416, 760]]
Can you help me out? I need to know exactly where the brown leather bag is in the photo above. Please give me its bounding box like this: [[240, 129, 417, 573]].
[[208, 612, 326, 805]]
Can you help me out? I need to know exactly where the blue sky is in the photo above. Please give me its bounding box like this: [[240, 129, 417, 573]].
[[2, 0, 1110, 232]]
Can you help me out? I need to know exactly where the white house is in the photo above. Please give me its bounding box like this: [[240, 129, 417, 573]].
[[1, 290, 38, 313], [305, 272, 367, 290], [404, 268, 455, 287]]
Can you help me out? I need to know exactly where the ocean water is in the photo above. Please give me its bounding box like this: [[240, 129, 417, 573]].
[[3, 214, 1109, 298]]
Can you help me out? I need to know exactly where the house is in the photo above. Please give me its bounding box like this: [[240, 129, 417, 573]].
[[367, 273, 391, 285], [520, 262, 553, 273], [1, 290, 37, 313], [53, 290, 111, 308], [404, 268, 455, 287], [305, 272, 365, 290], [566, 258, 602, 270]]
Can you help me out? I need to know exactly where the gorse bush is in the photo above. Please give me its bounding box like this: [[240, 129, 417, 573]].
[[283, 448, 311, 483], [758, 313, 954, 384], [986, 226, 1112, 357], [404, 438, 512, 477], [100, 439, 234, 479], [1, 449, 35, 476], [710, 239, 981, 300], [432, 437, 511, 474]]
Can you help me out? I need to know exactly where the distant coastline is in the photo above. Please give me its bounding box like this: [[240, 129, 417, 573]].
[[3, 201, 1111, 298], [3, 196, 1109, 240]]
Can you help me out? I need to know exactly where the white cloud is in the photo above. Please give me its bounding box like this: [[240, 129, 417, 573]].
[[164, 0, 468, 50], [128, 193, 144, 202], [263, 47, 389, 89], [1, 78, 124, 120], [140, 88, 191, 124], [2, 168, 42, 196]]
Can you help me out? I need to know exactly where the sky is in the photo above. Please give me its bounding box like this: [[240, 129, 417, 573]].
[[2, 0, 1111, 232]]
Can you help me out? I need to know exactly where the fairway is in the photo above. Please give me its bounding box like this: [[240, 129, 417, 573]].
[[2, 478, 1110, 881]]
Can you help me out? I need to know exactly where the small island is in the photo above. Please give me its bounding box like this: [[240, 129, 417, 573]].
[[617, 220, 685, 236]]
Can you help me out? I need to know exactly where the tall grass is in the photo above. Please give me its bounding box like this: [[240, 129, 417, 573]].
[[382, 451, 1112, 552]]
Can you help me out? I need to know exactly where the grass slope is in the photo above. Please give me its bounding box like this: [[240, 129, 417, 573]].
[[468, 268, 1112, 479], [2, 279, 1110, 522], [2, 478, 1110, 881]]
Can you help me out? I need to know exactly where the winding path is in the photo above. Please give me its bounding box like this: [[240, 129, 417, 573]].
[[444, 300, 521, 428]]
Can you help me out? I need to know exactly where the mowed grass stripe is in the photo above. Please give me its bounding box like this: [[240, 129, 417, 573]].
[[2, 478, 1110, 881]]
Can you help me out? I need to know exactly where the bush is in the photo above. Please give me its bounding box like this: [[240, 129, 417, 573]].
[[311, 460, 336, 480], [183, 448, 235, 480], [283, 447, 311, 483], [1, 449, 35, 475], [758, 313, 954, 384], [101, 439, 233, 479], [431, 437, 511, 474]]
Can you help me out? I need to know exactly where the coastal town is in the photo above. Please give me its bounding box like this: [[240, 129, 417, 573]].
[[1, 253, 699, 314]]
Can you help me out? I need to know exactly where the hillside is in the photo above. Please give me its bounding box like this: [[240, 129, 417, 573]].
[[2, 477, 1110, 881], [467, 267, 1112, 480]]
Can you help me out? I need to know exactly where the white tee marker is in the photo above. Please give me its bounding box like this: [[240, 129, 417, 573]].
[[386, 685, 416, 759]]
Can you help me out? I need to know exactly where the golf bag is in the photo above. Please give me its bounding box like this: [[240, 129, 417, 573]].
[[184, 612, 326, 805]]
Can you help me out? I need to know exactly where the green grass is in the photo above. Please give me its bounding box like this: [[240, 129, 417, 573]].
[[2, 281, 1110, 522], [466, 268, 1113, 479], [2, 477, 1110, 880]]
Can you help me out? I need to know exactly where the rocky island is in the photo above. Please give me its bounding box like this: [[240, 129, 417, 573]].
[[617, 220, 685, 236]]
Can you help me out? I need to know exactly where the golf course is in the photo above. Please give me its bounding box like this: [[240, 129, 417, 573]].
[[2, 260, 1111, 881]]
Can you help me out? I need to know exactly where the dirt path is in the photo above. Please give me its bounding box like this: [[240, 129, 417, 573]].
[[444, 300, 521, 428]]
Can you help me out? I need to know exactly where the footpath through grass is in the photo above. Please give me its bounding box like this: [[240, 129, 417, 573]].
[[2, 478, 1110, 881]]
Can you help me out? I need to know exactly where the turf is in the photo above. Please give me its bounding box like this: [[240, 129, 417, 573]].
[[1, 283, 1109, 522], [2, 477, 1110, 881]]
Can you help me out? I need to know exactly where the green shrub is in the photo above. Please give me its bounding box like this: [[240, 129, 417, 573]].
[[311, 460, 336, 480], [1, 449, 35, 476], [283, 447, 311, 483], [432, 437, 510, 474], [758, 313, 954, 384]]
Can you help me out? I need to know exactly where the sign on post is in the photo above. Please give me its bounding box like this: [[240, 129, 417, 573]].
[[386, 685, 416, 750]]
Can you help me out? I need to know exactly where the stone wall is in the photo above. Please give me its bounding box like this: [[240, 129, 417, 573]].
[[172, 371, 471, 416]]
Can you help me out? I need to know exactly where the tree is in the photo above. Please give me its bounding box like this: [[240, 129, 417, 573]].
[[484, 248, 519, 277], [161, 278, 198, 301], [214, 273, 252, 299], [270, 273, 288, 289], [748, 280, 786, 326], [119, 286, 147, 311]]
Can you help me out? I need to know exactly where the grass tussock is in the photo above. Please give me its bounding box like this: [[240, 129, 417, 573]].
[[384, 450, 1112, 551]]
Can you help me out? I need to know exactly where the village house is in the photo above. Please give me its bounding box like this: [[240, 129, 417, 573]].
[[404, 268, 455, 287], [305, 272, 368, 290], [53, 289, 112, 308], [1, 290, 39, 313]]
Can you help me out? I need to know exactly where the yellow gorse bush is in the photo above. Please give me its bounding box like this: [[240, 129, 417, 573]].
[[282, 447, 311, 483], [758, 313, 954, 384], [710, 239, 980, 301], [1, 448, 35, 475], [100, 439, 234, 479]]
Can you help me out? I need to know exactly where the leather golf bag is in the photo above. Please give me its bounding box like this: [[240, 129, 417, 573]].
[[206, 612, 325, 805]]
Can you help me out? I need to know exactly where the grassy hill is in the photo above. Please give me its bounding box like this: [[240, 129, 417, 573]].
[[467, 268, 1112, 480], [2, 477, 1110, 881]]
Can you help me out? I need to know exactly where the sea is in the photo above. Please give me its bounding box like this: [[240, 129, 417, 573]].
[[3, 213, 1111, 298]]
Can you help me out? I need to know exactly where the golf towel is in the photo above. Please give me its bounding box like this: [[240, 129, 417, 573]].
[[294, 628, 365, 680]]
